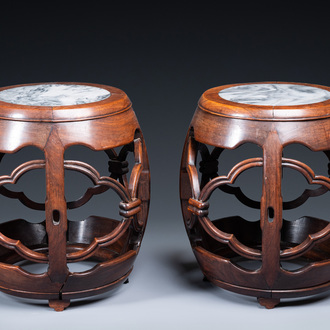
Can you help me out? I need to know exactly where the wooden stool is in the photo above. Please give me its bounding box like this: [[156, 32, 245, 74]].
[[0, 82, 150, 311], [180, 82, 330, 308]]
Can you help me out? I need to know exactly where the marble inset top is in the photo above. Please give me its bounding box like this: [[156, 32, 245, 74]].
[[219, 83, 330, 106], [0, 84, 111, 106]]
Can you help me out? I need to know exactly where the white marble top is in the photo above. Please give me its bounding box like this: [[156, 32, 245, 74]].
[[219, 83, 330, 106], [0, 84, 111, 106]]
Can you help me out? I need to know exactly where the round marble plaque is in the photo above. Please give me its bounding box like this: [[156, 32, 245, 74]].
[[0, 84, 111, 106], [219, 83, 330, 106]]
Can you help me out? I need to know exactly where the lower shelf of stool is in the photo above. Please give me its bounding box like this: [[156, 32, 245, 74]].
[[193, 215, 330, 307], [0, 216, 137, 306]]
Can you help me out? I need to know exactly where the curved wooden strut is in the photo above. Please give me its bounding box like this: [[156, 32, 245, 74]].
[[0, 139, 142, 212], [195, 142, 330, 211]]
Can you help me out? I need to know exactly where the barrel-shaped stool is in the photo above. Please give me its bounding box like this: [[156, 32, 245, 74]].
[[0, 82, 150, 311], [180, 82, 330, 308]]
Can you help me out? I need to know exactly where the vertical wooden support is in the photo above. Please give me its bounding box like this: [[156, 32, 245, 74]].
[[260, 131, 283, 288], [136, 137, 151, 229], [44, 127, 69, 284]]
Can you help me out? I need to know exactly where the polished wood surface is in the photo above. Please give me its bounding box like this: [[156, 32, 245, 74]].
[[180, 82, 330, 308], [0, 82, 150, 311]]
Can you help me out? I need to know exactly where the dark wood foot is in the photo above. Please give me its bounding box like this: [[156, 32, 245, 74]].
[[124, 278, 129, 284], [49, 299, 71, 312], [257, 297, 280, 309], [203, 276, 209, 282]]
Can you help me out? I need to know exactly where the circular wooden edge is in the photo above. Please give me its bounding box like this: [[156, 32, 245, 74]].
[[208, 275, 330, 300], [0, 82, 132, 122], [194, 247, 330, 300], [0, 265, 133, 301], [199, 82, 330, 121]]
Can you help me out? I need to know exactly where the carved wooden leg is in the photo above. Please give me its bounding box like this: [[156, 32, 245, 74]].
[[48, 299, 71, 312], [260, 133, 283, 289], [257, 297, 280, 309]]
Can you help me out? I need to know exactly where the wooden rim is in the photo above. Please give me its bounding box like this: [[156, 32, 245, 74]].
[[0, 82, 132, 122], [199, 82, 330, 121]]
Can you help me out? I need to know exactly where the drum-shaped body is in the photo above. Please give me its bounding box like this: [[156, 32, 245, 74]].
[[0, 82, 150, 311], [180, 82, 330, 308]]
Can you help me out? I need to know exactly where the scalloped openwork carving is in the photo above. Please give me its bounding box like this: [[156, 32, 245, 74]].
[[186, 136, 263, 260], [0, 138, 144, 264], [280, 157, 330, 260], [185, 135, 330, 264]]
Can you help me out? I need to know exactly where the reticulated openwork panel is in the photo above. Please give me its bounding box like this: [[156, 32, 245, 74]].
[[180, 125, 330, 305], [276, 145, 330, 272], [63, 130, 148, 264], [0, 147, 48, 266], [180, 82, 330, 308], [180, 130, 264, 265], [0, 130, 149, 300]]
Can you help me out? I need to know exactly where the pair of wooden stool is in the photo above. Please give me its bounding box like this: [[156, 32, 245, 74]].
[[0, 81, 329, 310]]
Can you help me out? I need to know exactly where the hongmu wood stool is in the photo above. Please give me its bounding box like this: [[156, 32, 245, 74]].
[[0, 82, 150, 311], [180, 82, 330, 308]]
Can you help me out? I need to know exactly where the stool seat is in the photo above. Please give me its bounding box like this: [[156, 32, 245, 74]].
[[199, 82, 330, 121], [0, 83, 131, 122], [0, 82, 150, 311], [180, 81, 330, 309]]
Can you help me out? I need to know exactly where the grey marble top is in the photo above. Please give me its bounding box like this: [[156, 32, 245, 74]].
[[0, 84, 111, 106], [219, 83, 330, 106]]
